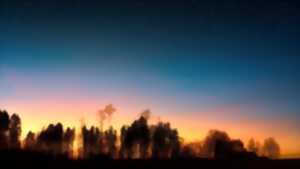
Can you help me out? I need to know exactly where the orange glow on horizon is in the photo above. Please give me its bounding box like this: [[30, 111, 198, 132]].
[[2, 99, 300, 158]]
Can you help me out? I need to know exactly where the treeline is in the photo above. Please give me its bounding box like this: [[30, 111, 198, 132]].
[[0, 107, 280, 159], [182, 131, 280, 159]]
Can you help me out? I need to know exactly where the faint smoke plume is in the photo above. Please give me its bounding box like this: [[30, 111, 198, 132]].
[[98, 104, 116, 131], [104, 104, 116, 122], [140, 109, 151, 120]]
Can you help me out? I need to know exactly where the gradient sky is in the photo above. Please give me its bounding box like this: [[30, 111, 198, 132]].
[[1, 0, 300, 156]]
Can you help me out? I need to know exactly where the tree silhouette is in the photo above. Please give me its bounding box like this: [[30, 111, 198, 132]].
[[215, 139, 248, 159], [105, 126, 117, 158], [24, 131, 36, 151], [247, 138, 260, 155], [119, 125, 129, 158], [63, 127, 75, 157], [0, 110, 10, 149], [123, 116, 150, 159], [81, 125, 101, 158], [152, 122, 181, 158], [36, 123, 64, 155], [9, 114, 22, 149], [262, 137, 280, 159], [180, 142, 202, 158], [169, 127, 181, 158], [201, 130, 230, 158]]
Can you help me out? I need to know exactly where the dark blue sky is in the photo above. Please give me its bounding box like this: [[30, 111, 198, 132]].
[[1, 0, 300, 153]]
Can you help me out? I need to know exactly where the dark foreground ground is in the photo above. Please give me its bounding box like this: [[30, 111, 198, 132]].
[[1, 151, 300, 169]]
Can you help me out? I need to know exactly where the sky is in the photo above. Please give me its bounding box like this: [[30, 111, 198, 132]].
[[1, 0, 300, 156]]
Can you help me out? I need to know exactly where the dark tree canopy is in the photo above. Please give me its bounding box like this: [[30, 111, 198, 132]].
[[0, 110, 10, 149], [63, 127, 75, 157], [105, 127, 117, 158], [152, 122, 181, 158], [24, 131, 36, 150], [0, 110, 10, 130], [9, 114, 22, 149], [122, 116, 150, 159], [81, 125, 101, 158], [201, 130, 230, 158], [36, 123, 64, 154]]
